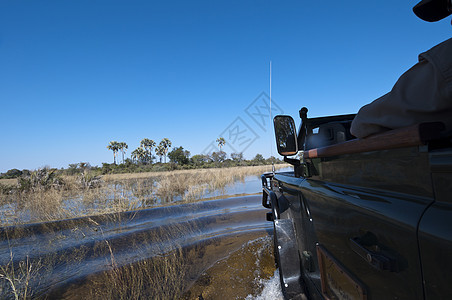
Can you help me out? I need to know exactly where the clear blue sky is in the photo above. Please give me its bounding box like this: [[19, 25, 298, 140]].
[[1, 0, 451, 172]]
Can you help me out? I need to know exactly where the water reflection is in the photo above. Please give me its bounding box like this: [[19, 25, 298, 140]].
[[0, 168, 294, 298], [61, 171, 285, 215], [0, 195, 275, 298]]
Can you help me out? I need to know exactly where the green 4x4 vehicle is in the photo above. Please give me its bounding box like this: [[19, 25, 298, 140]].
[[262, 107, 452, 300]]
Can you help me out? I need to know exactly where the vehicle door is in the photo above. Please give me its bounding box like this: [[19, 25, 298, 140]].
[[418, 148, 452, 299], [298, 148, 433, 300]]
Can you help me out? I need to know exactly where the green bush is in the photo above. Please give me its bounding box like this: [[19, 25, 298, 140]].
[[1, 168, 22, 179]]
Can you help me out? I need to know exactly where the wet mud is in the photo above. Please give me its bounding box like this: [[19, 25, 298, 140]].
[[184, 236, 277, 299], [0, 195, 280, 299]]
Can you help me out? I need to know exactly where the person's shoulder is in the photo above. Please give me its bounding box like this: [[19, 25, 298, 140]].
[[429, 37, 452, 52], [420, 38, 451, 57], [419, 38, 452, 79]]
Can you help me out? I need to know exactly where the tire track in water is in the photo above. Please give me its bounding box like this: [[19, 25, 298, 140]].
[[0, 195, 273, 298]]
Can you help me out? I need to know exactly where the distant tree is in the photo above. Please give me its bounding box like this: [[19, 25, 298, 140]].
[[266, 156, 280, 165], [168, 146, 190, 165], [253, 153, 265, 164], [107, 141, 120, 164], [159, 138, 172, 163], [216, 137, 226, 152], [140, 138, 155, 163], [131, 148, 138, 163], [230, 152, 244, 163], [140, 138, 155, 150], [131, 147, 146, 164], [118, 142, 128, 164], [79, 162, 90, 170], [222, 158, 234, 167], [138, 147, 147, 163], [68, 163, 78, 169], [123, 158, 134, 166], [211, 151, 227, 163], [191, 154, 211, 166], [3, 169, 22, 179], [155, 145, 165, 163], [66, 164, 79, 175], [101, 163, 113, 174]]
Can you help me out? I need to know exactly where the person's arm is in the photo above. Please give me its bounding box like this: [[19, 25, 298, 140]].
[[351, 39, 452, 139]]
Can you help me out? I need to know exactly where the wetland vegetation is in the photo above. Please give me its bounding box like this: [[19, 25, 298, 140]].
[[0, 136, 287, 299], [0, 170, 282, 299], [0, 165, 287, 226]]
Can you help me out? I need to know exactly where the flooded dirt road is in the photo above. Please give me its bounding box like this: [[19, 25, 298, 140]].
[[0, 194, 283, 299]]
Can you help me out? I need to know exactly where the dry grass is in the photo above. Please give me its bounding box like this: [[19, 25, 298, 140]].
[[106, 165, 284, 202], [0, 179, 16, 187], [0, 165, 288, 299], [0, 252, 42, 300], [0, 165, 288, 226], [103, 165, 278, 182], [0, 215, 199, 299], [87, 245, 187, 300], [84, 219, 273, 300], [83, 217, 204, 299]]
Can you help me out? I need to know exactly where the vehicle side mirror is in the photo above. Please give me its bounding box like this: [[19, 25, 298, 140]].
[[274, 115, 298, 156]]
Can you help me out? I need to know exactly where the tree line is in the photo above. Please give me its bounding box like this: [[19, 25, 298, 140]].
[[0, 137, 283, 179], [107, 137, 230, 165], [107, 138, 173, 165], [99, 136, 282, 174]]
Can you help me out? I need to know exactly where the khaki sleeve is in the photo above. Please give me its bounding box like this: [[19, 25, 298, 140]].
[[350, 56, 452, 138]]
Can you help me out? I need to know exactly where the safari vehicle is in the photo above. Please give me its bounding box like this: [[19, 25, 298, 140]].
[[262, 107, 452, 300]]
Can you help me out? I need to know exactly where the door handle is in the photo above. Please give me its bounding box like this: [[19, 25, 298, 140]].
[[350, 235, 398, 272]]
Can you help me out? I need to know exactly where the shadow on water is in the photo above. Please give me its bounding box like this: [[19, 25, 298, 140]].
[[0, 195, 282, 299]]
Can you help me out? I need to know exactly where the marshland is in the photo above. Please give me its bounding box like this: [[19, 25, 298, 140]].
[[0, 165, 286, 225], [0, 165, 288, 299]]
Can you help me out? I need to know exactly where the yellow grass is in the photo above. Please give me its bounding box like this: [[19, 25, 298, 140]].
[[0, 178, 16, 187], [0, 254, 42, 300], [105, 165, 287, 202], [0, 165, 289, 298], [0, 165, 289, 226], [102, 165, 280, 182]]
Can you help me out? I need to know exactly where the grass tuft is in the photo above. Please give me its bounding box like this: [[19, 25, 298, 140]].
[[0, 165, 287, 226]]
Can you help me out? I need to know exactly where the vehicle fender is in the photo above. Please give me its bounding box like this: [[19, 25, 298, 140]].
[[273, 194, 305, 299]]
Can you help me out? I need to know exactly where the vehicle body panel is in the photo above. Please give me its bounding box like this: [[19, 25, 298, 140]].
[[268, 113, 452, 299], [267, 145, 452, 299], [418, 149, 452, 299]]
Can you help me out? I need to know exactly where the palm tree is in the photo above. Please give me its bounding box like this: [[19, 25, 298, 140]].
[[131, 147, 146, 164], [155, 145, 165, 163], [131, 148, 139, 163], [140, 138, 155, 163], [107, 141, 120, 164], [140, 138, 155, 150], [216, 137, 226, 151], [159, 138, 172, 163], [118, 142, 128, 164]]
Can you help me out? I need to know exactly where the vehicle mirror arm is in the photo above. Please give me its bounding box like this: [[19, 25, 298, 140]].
[[284, 156, 300, 166], [284, 156, 305, 178], [298, 107, 308, 151]]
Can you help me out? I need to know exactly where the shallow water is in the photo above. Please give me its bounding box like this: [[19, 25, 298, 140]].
[[246, 269, 284, 300], [102, 172, 271, 205], [0, 195, 283, 299], [0, 170, 295, 299], [0, 167, 292, 225]]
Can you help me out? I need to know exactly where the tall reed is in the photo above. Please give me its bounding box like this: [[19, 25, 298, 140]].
[[0, 165, 288, 226]]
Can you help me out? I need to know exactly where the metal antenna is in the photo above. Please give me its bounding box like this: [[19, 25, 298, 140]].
[[270, 61, 275, 174]]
